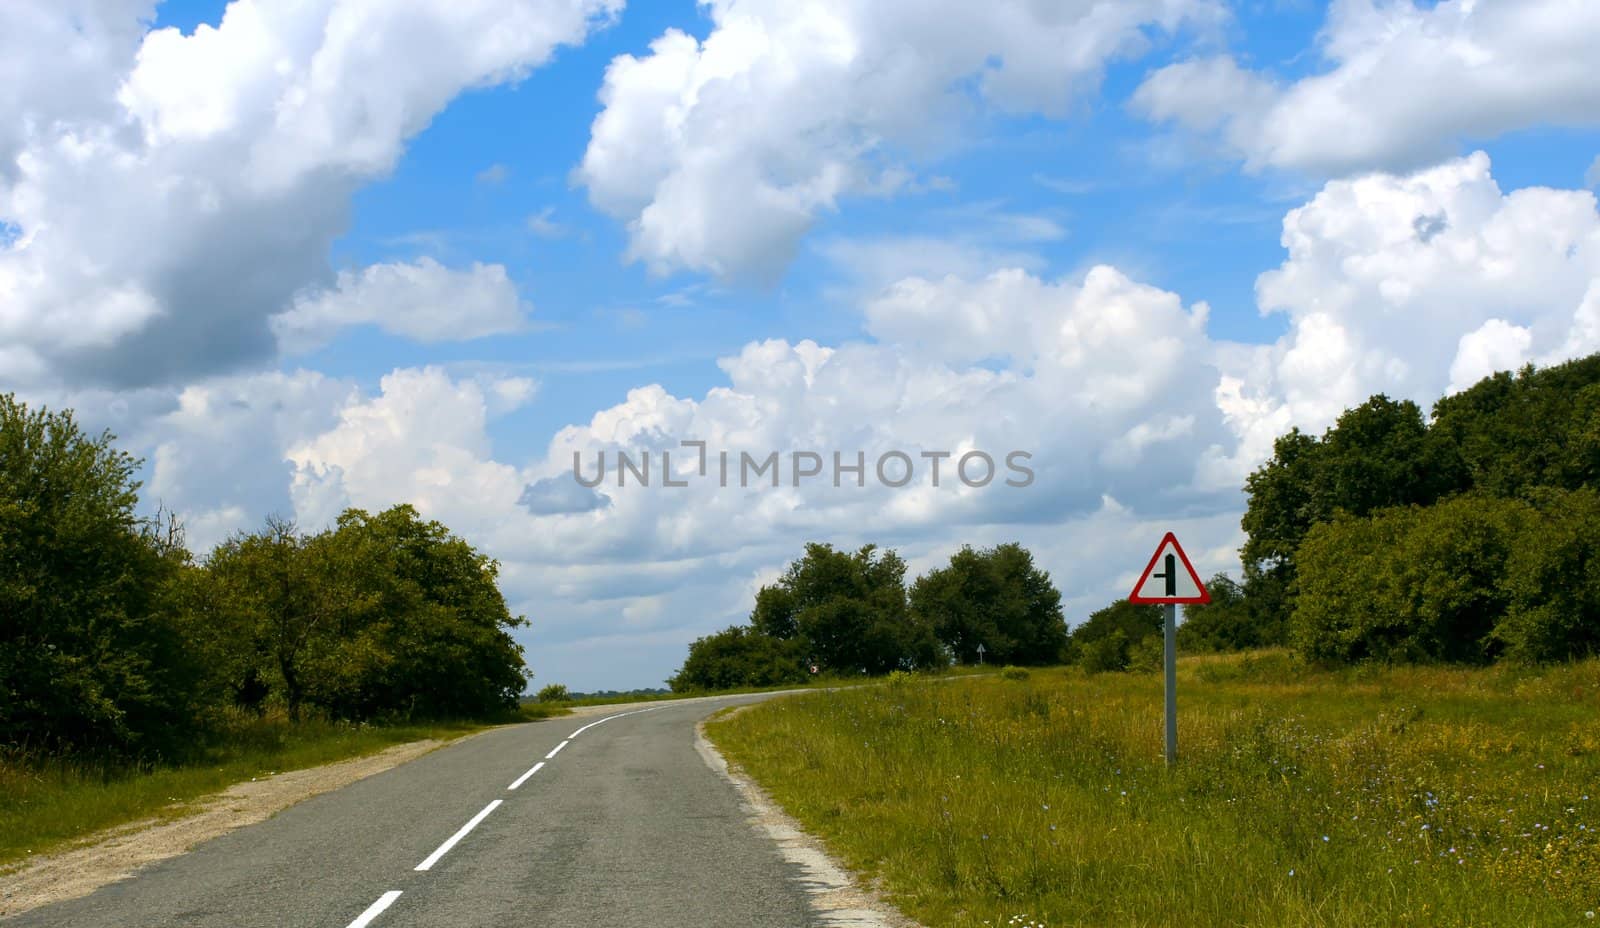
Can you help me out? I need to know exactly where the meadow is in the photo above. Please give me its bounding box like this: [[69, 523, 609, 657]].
[[707, 652, 1600, 927]]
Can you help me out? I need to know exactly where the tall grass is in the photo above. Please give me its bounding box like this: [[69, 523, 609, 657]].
[[0, 704, 562, 868], [709, 651, 1600, 927]]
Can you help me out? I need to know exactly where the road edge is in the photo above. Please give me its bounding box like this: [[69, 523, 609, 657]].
[[0, 727, 501, 920], [694, 708, 923, 928]]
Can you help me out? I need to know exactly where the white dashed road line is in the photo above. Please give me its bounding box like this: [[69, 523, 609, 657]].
[[344, 890, 402, 928], [507, 760, 545, 790], [354, 704, 673, 924], [414, 800, 502, 872]]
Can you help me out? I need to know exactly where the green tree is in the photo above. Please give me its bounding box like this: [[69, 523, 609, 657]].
[[0, 395, 199, 755], [206, 505, 529, 721], [205, 517, 336, 721], [1240, 428, 1324, 630], [1431, 356, 1600, 497], [1316, 395, 1450, 515], [670, 626, 808, 691], [782, 544, 942, 673], [749, 584, 799, 640], [1176, 573, 1286, 652], [1242, 396, 1454, 635], [910, 542, 1067, 665], [311, 505, 529, 719]]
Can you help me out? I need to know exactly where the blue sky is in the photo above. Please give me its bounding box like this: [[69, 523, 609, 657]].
[[5, 0, 1600, 689], [154, 0, 1329, 442]]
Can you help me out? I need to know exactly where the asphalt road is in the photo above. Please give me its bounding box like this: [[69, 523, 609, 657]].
[[12, 694, 825, 927]]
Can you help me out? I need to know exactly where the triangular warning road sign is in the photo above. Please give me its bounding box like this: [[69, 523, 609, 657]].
[[1128, 532, 1211, 604]]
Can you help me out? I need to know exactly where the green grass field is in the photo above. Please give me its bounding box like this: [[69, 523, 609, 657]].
[[0, 703, 565, 869], [707, 652, 1600, 927]]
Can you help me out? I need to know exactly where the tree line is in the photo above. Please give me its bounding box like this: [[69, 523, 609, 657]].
[[671, 541, 1072, 690], [682, 353, 1600, 686], [1089, 353, 1600, 669], [1, 394, 529, 759]]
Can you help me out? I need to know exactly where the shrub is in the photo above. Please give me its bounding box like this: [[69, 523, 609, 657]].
[[1292, 495, 1534, 664], [670, 626, 808, 691], [999, 666, 1030, 681], [1495, 488, 1600, 662], [1068, 599, 1160, 666], [1127, 635, 1164, 673], [536, 683, 571, 703], [1080, 630, 1131, 674]]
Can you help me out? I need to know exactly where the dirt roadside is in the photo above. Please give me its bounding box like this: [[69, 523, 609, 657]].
[[0, 734, 466, 919], [0, 700, 672, 919]]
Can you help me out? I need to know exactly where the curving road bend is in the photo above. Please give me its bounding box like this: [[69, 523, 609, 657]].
[[9, 694, 822, 928]]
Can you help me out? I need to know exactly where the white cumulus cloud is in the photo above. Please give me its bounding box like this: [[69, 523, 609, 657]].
[[577, 0, 1221, 281], [0, 0, 617, 388], [271, 258, 531, 355], [1134, 0, 1600, 176], [1209, 152, 1600, 479]]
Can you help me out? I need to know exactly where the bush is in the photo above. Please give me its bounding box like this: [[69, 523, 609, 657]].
[[999, 666, 1030, 681], [1495, 488, 1600, 662], [536, 684, 571, 703], [1177, 574, 1285, 652], [1292, 492, 1555, 665], [1127, 635, 1164, 673], [886, 669, 916, 688], [670, 626, 808, 692], [1080, 630, 1131, 674], [1068, 599, 1161, 666]]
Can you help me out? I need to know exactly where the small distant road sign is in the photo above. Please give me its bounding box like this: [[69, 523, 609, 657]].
[[1128, 532, 1211, 604], [975, 643, 986, 665]]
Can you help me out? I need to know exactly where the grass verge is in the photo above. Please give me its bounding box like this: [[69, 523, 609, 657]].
[[707, 652, 1600, 927], [0, 702, 566, 869]]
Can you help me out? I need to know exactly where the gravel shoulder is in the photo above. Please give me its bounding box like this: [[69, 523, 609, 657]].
[[696, 707, 923, 928]]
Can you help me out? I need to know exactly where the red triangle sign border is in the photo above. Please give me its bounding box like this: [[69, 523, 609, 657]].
[[1128, 531, 1212, 605]]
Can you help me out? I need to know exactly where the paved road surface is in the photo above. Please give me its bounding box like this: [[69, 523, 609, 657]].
[[12, 694, 824, 927]]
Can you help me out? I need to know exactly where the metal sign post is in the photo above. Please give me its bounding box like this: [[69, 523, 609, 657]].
[[1164, 603, 1177, 765], [1128, 532, 1210, 767], [976, 643, 985, 665]]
